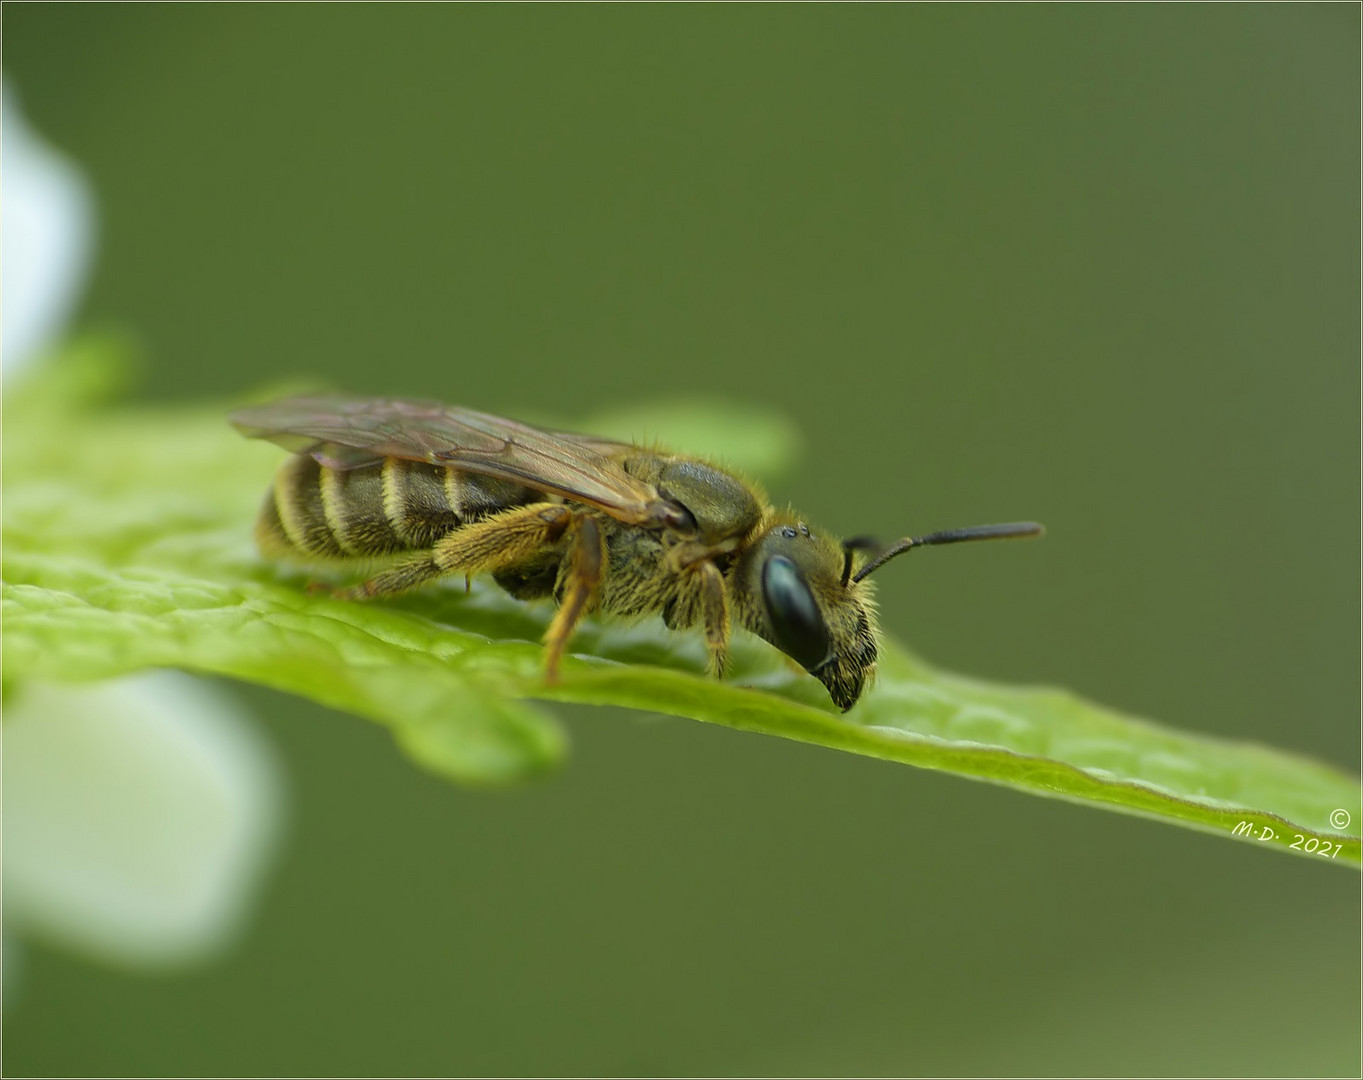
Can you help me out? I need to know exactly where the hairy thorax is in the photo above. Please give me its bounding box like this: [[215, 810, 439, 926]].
[[593, 453, 765, 624]]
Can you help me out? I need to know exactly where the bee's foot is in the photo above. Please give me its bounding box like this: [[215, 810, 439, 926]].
[[312, 580, 368, 601]]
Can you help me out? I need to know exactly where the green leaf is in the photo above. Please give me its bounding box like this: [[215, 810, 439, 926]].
[[5, 339, 1358, 864]]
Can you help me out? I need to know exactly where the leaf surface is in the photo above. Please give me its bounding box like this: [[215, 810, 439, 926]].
[[5, 341, 1358, 864]]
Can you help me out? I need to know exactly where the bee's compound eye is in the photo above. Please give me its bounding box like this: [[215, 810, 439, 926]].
[[761, 555, 833, 671]]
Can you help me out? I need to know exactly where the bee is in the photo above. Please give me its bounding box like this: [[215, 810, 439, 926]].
[[231, 395, 1042, 711]]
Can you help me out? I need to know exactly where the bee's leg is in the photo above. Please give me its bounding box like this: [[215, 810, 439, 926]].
[[696, 561, 731, 679], [331, 555, 447, 599], [543, 514, 606, 683], [338, 502, 605, 683], [667, 561, 731, 678], [335, 503, 573, 600]]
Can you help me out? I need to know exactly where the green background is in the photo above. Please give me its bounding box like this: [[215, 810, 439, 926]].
[[5, 6, 1358, 1076]]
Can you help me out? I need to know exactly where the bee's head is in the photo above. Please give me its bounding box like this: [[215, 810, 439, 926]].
[[734, 518, 879, 712], [734, 518, 1044, 712]]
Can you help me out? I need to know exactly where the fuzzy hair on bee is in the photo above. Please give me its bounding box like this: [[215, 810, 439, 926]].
[[231, 394, 1042, 711]]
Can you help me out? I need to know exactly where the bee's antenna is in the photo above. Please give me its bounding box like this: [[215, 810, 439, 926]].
[[839, 536, 881, 588], [850, 522, 1044, 585]]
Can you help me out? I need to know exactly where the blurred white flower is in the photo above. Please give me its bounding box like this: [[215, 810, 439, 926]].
[[2, 84, 286, 974], [2, 84, 95, 374], [4, 675, 284, 967]]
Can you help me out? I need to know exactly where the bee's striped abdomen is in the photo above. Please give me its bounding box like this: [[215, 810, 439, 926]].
[[381, 458, 458, 549], [322, 461, 407, 553], [265, 454, 348, 557], [256, 453, 543, 559]]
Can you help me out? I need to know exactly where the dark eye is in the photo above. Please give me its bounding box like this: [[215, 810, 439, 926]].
[[761, 555, 833, 671]]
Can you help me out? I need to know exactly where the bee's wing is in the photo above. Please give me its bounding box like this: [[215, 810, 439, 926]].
[[231, 394, 677, 526]]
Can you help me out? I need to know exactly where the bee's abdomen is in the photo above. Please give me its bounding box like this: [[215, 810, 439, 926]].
[[257, 454, 541, 558]]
